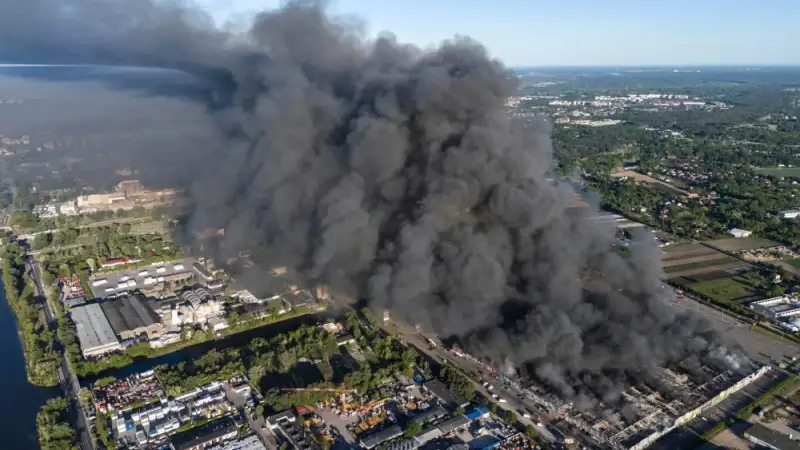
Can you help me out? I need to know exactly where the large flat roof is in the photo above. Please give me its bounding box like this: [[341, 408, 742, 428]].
[[70, 303, 120, 352], [744, 423, 800, 449], [99, 294, 160, 334]]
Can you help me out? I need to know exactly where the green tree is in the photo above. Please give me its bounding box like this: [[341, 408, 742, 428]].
[[404, 422, 422, 438]]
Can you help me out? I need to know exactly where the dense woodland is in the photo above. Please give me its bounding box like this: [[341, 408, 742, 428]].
[[37, 397, 78, 450], [0, 239, 59, 386], [535, 76, 800, 245], [155, 312, 426, 415]]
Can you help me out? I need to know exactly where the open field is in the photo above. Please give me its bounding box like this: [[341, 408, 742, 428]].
[[704, 237, 781, 252], [662, 242, 721, 260], [613, 170, 689, 195], [784, 258, 800, 268], [662, 243, 747, 280], [664, 258, 735, 274], [755, 167, 800, 177], [666, 263, 749, 282], [684, 278, 755, 303]]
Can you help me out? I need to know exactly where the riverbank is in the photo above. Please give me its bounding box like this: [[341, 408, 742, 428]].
[[65, 305, 321, 379], [79, 309, 327, 383], [37, 397, 79, 450], [1, 242, 59, 387], [0, 278, 59, 448]]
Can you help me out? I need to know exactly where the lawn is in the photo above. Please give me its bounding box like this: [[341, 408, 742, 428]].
[[663, 257, 734, 274], [685, 278, 753, 303], [755, 167, 800, 177]]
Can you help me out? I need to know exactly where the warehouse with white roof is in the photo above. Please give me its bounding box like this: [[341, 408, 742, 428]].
[[69, 303, 123, 357]]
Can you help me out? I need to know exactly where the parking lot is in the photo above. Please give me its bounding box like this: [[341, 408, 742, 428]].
[[88, 257, 196, 299], [666, 293, 800, 365]]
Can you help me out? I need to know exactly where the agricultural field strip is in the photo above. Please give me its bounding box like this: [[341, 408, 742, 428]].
[[662, 253, 733, 268], [666, 262, 749, 279], [664, 258, 735, 274]]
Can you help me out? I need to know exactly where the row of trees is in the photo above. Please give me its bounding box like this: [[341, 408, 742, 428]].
[[1, 239, 59, 386], [36, 397, 78, 450], [157, 312, 428, 415]]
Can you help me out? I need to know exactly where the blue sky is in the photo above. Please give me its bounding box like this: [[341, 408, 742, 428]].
[[197, 0, 796, 67]]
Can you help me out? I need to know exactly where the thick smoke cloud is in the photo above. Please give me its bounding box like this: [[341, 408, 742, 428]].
[[0, 0, 749, 408]]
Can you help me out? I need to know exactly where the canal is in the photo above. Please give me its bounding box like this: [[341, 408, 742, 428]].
[[0, 282, 59, 449], [84, 311, 328, 383]]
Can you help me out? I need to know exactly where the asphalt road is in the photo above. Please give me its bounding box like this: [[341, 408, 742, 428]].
[[388, 320, 571, 447], [27, 256, 95, 450]]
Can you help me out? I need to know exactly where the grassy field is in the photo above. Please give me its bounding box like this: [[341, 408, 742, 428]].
[[685, 278, 753, 303], [704, 237, 780, 252], [784, 258, 800, 268], [755, 167, 800, 177], [663, 257, 735, 274]]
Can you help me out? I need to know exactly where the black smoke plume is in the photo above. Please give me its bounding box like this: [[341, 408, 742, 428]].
[[0, 0, 750, 408]]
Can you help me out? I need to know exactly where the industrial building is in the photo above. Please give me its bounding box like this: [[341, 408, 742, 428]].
[[728, 228, 753, 238], [169, 416, 238, 450], [69, 303, 123, 357], [360, 425, 403, 449], [76, 180, 182, 214], [779, 210, 800, 220], [743, 423, 800, 450], [751, 295, 800, 319], [558, 365, 771, 449], [100, 294, 164, 340], [206, 435, 266, 450], [266, 410, 318, 450], [423, 379, 470, 410]]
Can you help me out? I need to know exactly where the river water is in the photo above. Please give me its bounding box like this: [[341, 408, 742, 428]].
[[0, 283, 59, 450], [0, 282, 327, 449], [84, 311, 325, 382]]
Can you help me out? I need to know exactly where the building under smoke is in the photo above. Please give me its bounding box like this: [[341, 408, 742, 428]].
[[0, 0, 751, 413]]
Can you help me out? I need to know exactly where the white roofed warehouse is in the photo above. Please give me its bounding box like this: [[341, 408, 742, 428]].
[[69, 303, 123, 358]]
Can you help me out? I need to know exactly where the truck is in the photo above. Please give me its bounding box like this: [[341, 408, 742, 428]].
[[92, 278, 107, 287], [156, 266, 167, 274], [173, 263, 184, 271], [138, 270, 149, 277]]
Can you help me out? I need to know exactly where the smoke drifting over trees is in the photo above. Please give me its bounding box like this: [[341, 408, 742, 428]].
[[0, 0, 749, 407]]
